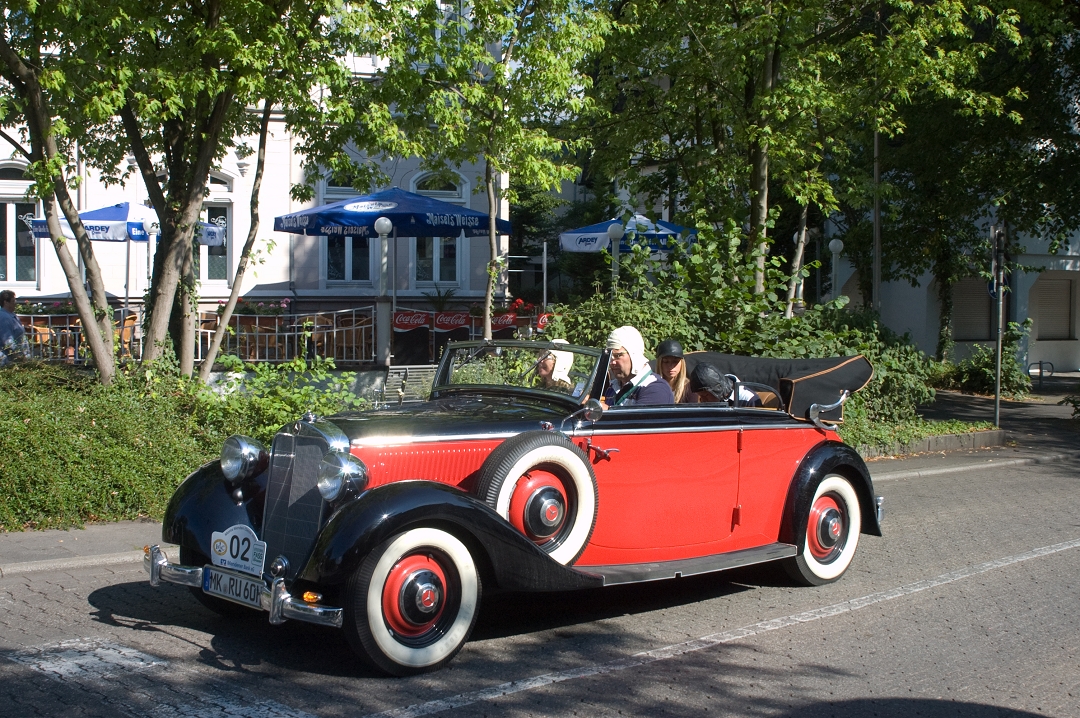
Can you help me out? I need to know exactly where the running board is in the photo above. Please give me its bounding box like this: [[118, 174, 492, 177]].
[[577, 542, 798, 586]]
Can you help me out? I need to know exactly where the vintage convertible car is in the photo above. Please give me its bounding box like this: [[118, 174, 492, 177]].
[[144, 340, 882, 675]]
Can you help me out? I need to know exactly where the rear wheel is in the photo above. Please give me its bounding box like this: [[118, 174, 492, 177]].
[[783, 474, 862, 586], [474, 431, 597, 565], [343, 527, 481, 676], [179, 546, 255, 618]]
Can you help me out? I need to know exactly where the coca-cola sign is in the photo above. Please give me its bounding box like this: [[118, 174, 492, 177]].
[[393, 311, 430, 331], [434, 312, 470, 332], [537, 313, 552, 331], [491, 312, 517, 328]]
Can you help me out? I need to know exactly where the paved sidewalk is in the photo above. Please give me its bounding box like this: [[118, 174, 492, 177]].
[[2, 386, 1075, 577]]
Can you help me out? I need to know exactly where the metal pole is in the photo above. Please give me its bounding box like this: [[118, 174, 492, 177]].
[[392, 228, 397, 314], [994, 225, 1005, 428], [124, 236, 131, 316], [872, 129, 881, 313], [542, 240, 547, 311]]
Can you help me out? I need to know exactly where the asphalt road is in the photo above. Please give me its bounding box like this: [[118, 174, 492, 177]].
[[1, 459, 1077, 718]]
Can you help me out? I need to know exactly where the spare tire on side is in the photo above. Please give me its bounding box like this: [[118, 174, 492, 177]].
[[474, 431, 598, 565]]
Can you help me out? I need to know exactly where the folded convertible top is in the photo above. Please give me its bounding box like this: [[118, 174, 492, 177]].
[[682, 352, 874, 423]]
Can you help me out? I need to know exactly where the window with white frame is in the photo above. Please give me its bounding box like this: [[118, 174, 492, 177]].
[[952, 277, 993, 341], [194, 204, 230, 282], [322, 173, 375, 285], [412, 172, 464, 286], [327, 234, 371, 282], [1035, 278, 1073, 340], [0, 200, 38, 283]]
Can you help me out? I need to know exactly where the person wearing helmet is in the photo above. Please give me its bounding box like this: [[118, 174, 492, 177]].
[[655, 338, 691, 403], [689, 362, 762, 407], [602, 326, 675, 407]]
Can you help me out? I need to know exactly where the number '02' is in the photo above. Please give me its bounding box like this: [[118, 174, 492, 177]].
[[229, 535, 252, 561]]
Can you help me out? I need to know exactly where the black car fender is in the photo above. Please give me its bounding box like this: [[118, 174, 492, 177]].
[[298, 480, 603, 593], [161, 460, 269, 559], [780, 440, 882, 551]]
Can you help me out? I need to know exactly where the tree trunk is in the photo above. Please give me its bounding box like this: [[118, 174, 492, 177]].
[[178, 238, 196, 376], [199, 101, 274, 382], [0, 31, 116, 383], [784, 203, 810, 318], [750, 45, 776, 294], [483, 161, 498, 340], [934, 248, 955, 362]]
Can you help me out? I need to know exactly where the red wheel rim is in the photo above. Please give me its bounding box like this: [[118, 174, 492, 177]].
[[381, 552, 448, 637], [508, 470, 568, 544], [806, 493, 846, 563]]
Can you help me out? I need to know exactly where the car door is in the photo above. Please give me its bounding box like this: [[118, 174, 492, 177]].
[[572, 404, 741, 566]]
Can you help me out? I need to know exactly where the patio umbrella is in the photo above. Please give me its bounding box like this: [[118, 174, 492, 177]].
[[272, 187, 512, 237], [559, 214, 696, 253], [275, 187, 513, 313], [31, 202, 227, 312]]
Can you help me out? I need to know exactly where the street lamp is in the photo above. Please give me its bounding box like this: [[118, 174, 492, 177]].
[[374, 216, 394, 368], [607, 222, 625, 295], [375, 216, 393, 297], [828, 238, 844, 300]]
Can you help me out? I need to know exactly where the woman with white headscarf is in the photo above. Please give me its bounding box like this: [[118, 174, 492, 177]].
[[536, 339, 574, 392], [601, 326, 675, 407]]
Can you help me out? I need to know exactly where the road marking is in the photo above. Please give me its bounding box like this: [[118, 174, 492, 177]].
[[6, 638, 316, 717], [364, 536, 1080, 718]]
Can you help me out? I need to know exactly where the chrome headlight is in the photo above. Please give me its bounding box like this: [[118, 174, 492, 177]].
[[317, 451, 368, 501], [220, 435, 268, 485]]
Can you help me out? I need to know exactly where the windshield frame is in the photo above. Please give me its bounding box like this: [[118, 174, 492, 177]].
[[431, 339, 605, 404]]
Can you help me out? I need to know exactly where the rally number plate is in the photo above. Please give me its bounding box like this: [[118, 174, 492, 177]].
[[203, 567, 265, 609]]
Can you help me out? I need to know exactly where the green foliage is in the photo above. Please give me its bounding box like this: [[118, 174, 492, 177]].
[[837, 411, 995, 454], [0, 357, 365, 530], [546, 222, 937, 423], [1059, 395, 1080, 419], [935, 320, 1033, 397]]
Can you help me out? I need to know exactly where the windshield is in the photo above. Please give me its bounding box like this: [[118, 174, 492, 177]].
[[436, 341, 602, 400]]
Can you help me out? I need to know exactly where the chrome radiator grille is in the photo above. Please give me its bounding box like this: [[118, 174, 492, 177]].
[[262, 429, 329, 581]]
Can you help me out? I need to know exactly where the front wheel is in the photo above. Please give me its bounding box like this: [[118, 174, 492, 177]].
[[343, 527, 481, 676], [783, 474, 862, 586]]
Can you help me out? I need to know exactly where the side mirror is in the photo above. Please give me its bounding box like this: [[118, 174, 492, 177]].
[[582, 398, 603, 422], [560, 398, 604, 433]]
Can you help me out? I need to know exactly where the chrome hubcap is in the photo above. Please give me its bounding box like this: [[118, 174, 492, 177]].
[[817, 508, 843, 548], [400, 569, 443, 624], [524, 487, 565, 538]]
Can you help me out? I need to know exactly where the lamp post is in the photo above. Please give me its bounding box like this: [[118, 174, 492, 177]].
[[828, 238, 844, 300], [374, 216, 393, 367], [607, 222, 625, 296]]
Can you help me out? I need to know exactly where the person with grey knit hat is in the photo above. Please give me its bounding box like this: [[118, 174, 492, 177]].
[[601, 325, 675, 407]]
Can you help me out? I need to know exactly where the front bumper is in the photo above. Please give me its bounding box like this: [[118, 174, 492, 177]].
[[143, 545, 343, 629]]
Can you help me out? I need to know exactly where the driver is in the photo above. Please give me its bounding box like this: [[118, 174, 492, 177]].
[[602, 326, 674, 407]]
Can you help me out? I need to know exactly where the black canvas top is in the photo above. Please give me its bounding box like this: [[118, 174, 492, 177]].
[[682, 352, 874, 423]]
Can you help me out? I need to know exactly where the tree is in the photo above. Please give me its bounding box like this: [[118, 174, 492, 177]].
[[0, 2, 117, 384], [584, 0, 1019, 294], [373, 0, 608, 338]]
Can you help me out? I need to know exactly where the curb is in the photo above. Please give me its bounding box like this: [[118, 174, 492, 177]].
[[858, 429, 1007, 459], [0, 545, 178, 578], [871, 450, 1080, 482]]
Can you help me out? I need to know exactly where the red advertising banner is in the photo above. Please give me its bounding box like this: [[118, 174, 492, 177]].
[[537, 313, 552, 331], [434, 311, 470, 332], [491, 312, 517, 329], [393, 311, 430, 332]]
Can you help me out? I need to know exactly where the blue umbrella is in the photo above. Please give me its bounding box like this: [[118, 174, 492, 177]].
[[559, 214, 696, 253], [273, 187, 512, 237], [31, 202, 226, 245]]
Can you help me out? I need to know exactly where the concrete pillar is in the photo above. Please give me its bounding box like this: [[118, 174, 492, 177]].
[[376, 296, 391, 367]]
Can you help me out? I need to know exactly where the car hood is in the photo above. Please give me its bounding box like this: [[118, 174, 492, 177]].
[[329, 392, 573, 443]]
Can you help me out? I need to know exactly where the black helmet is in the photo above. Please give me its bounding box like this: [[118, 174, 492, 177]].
[[656, 338, 684, 359], [690, 362, 733, 400]]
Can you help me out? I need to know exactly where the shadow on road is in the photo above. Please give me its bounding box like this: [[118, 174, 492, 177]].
[[781, 698, 1045, 717]]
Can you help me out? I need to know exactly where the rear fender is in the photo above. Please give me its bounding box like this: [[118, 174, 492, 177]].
[[161, 461, 269, 559], [780, 441, 882, 552], [298, 481, 603, 592]]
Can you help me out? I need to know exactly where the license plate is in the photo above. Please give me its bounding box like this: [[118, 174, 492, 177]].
[[202, 567, 265, 609]]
